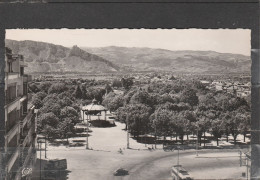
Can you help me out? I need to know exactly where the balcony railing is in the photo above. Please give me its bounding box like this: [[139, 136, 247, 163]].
[[6, 73, 19, 80], [6, 123, 19, 143], [6, 147, 19, 173], [21, 110, 34, 128]]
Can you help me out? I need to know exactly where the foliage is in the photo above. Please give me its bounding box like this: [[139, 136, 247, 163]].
[[102, 93, 124, 112], [39, 81, 52, 93], [117, 104, 152, 137], [73, 85, 83, 99], [121, 77, 134, 91], [31, 97, 43, 109], [211, 119, 224, 146], [180, 88, 199, 106], [48, 82, 68, 94], [38, 112, 59, 129]]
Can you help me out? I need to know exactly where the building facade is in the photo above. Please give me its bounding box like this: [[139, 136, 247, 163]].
[[1, 47, 37, 180]]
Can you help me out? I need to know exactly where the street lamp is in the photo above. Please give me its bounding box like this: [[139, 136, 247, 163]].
[[37, 139, 45, 180], [126, 114, 130, 149], [196, 128, 199, 156], [176, 142, 182, 180], [82, 109, 89, 149]]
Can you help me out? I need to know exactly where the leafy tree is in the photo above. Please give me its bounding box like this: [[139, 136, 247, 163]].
[[238, 112, 250, 142], [123, 89, 137, 105], [195, 116, 211, 146], [103, 94, 124, 112], [180, 88, 199, 106], [31, 97, 43, 109], [38, 112, 59, 129], [116, 106, 128, 129], [174, 115, 189, 144], [28, 83, 40, 93], [42, 125, 59, 140], [227, 111, 243, 145], [118, 104, 151, 137], [211, 119, 224, 146], [157, 93, 175, 104], [39, 81, 52, 93], [105, 84, 113, 94], [152, 108, 174, 141], [121, 77, 134, 91], [111, 79, 122, 88], [33, 91, 47, 101], [58, 118, 74, 140], [58, 97, 73, 107], [129, 90, 153, 107], [73, 85, 83, 99], [60, 106, 79, 123], [42, 93, 59, 104], [48, 82, 68, 94], [81, 85, 87, 99]]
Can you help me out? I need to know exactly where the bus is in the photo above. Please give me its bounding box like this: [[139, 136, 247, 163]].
[[171, 165, 193, 180]]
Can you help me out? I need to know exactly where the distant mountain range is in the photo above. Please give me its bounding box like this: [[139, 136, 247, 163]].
[[5, 39, 119, 73], [5, 39, 251, 74], [83, 46, 251, 74]]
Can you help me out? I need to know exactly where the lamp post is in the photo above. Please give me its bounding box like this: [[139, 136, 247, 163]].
[[82, 109, 89, 150], [37, 139, 45, 180], [127, 114, 130, 149], [196, 129, 199, 156], [82, 108, 89, 149], [40, 143, 42, 180], [45, 136, 47, 159], [176, 142, 181, 180]]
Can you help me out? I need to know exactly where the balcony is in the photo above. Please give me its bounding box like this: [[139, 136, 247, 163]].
[[6, 147, 19, 173], [6, 73, 19, 80], [21, 109, 34, 128], [6, 123, 19, 143], [22, 144, 34, 168], [20, 127, 33, 147], [5, 96, 20, 107]]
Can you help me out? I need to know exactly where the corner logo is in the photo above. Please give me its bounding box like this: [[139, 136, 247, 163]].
[[22, 168, 32, 176]]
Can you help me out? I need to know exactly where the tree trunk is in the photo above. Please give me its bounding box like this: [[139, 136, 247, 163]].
[[180, 135, 184, 144], [234, 136, 237, 145], [244, 133, 246, 142], [199, 137, 202, 146], [216, 138, 219, 146], [163, 136, 166, 148], [154, 133, 157, 149], [187, 134, 189, 141], [226, 132, 229, 142], [204, 132, 206, 147], [176, 135, 177, 142]]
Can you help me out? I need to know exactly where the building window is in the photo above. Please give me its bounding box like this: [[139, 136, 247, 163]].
[[6, 109, 18, 133], [23, 83, 27, 96], [8, 62, 13, 73], [20, 67, 24, 76], [6, 85, 17, 104]]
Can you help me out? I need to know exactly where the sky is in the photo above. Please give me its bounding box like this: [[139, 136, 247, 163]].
[[6, 29, 251, 56]]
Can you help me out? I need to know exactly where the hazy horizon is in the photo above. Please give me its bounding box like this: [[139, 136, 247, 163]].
[[6, 29, 251, 56]]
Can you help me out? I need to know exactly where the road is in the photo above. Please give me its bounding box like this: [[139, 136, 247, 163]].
[[109, 149, 245, 180], [38, 121, 247, 180]]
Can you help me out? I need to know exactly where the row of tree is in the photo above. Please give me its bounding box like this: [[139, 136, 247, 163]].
[[103, 79, 250, 146]]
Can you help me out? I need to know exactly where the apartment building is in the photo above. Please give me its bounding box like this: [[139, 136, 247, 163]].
[[1, 47, 37, 180]]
